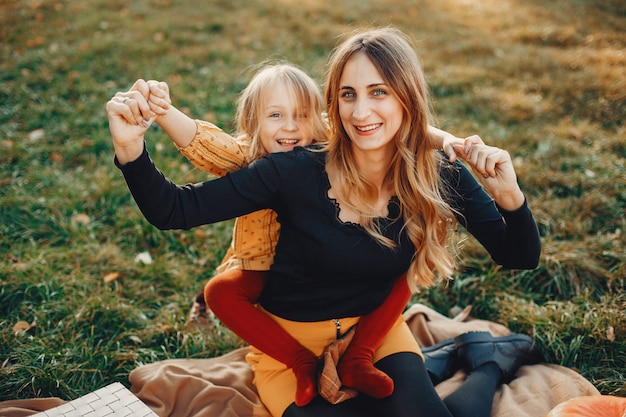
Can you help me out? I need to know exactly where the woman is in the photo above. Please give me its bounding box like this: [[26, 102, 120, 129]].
[[108, 27, 542, 417], [109, 64, 467, 406]]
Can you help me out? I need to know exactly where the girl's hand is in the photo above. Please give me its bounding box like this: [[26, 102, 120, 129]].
[[145, 80, 171, 117], [113, 79, 156, 126], [441, 134, 465, 163]]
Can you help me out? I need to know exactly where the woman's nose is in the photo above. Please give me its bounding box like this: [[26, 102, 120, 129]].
[[352, 98, 371, 120]]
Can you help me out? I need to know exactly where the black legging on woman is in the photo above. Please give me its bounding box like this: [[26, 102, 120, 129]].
[[283, 352, 501, 417]]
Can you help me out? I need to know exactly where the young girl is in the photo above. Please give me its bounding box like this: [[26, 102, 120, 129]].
[[110, 63, 467, 406]]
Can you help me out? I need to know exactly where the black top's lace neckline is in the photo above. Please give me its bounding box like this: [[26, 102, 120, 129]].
[[320, 167, 401, 230]]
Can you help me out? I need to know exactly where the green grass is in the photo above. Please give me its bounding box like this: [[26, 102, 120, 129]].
[[1, 0, 624, 401]]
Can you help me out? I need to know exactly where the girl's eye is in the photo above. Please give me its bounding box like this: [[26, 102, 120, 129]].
[[269, 112, 281, 118]]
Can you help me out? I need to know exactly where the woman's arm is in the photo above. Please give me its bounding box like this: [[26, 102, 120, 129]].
[[452, 135, 525, 211], [106, 86, 259, 227], [447, 141, 541, 269], [114, 147, 261, 230]]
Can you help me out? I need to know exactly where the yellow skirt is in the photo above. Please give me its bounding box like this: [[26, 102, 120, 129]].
[[245, 311, 422, 417]]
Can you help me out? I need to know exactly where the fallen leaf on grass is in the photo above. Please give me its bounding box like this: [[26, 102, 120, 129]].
[[71, 213, 91, 227], [135, 252, 153, 265], [103, 272, 120, 283], [28, 129, 45, 141], [606, 326, 615, 342], [160, 325, 175, 333], [49, 151, 63, 163], [13, 320, 35, 335]]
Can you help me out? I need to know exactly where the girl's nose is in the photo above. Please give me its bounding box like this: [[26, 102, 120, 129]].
[[284, 116, 298, 131]]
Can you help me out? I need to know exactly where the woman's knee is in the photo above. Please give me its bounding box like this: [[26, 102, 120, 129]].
[[281, 396, 377, 417], [375, 352, 452, 417]]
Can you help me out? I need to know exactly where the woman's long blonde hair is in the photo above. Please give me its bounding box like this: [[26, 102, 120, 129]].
[[324, 27, 457, 291], [236, 63, 328, 161]]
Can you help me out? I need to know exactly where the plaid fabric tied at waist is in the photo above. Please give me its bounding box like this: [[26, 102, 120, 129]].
[[318, 326, 359, 404]]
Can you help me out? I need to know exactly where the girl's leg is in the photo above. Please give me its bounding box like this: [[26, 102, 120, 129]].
[[204, 269, 318, 406], [283, 352, 500, 417], [338, 274, 411, 398]]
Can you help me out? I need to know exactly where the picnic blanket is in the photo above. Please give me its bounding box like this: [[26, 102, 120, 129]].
[[0, 303, 601, 417]]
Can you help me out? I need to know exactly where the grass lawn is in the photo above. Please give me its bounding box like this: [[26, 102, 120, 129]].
[[1, 0, 624, 401]]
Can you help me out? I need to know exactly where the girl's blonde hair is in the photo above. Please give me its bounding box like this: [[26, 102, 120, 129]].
[[236, 63, 328, 161], [323, 27, 457, 291]]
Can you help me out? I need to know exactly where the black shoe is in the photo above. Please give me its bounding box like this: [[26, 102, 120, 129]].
[[422, 338, 459, 385], [454, 331, 544, 383], [185, 291, 213, 330]]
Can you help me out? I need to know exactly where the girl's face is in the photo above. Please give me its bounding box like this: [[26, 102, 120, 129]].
[[258, 81, 314, 154], [337, 53, 403, 154]]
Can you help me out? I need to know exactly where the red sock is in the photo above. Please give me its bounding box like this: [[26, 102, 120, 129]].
[[337, 274, 411, 398], [204, 269, 318, 406]]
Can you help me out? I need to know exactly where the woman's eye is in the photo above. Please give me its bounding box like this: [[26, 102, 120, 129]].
[[373, 88, 386, 96], [340, 91, 355, 99]]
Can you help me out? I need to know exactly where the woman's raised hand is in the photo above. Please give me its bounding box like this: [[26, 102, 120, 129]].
[[106, 79, 156, 164], [453, 135, 525, 211]]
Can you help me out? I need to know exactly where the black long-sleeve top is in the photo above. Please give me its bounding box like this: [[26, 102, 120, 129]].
[[116, 146, 541, 322]]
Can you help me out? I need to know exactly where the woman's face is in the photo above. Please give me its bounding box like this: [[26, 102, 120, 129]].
[[258, 81, 314, 154], [337, 53, 404, 154]]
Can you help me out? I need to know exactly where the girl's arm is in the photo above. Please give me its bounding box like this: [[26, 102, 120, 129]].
[[427, 125, 464, 162], [115, 79, 248, 176], [151, 104, 197, 149], [143, 79, 249, 176], [123, 79, 195, 148]]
